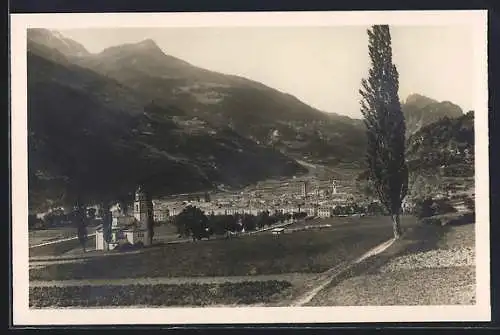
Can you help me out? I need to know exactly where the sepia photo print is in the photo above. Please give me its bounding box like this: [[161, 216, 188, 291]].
[[10, 10, 490, 325]]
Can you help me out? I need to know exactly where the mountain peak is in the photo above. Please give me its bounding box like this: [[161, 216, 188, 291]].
[[27, 28, 90, 58], [98, 38, 166, 59], [136, 38, 158, 47], [129, 38, 164, 54], [405, 93, 438, 107], [402, 93, 464, 137]]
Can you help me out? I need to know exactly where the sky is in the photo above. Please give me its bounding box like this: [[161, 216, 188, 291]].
[[60, 26, 475, 118]]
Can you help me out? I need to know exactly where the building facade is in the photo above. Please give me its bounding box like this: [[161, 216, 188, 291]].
[[95, 185, 153, 251], [317, 207, 333, 218]]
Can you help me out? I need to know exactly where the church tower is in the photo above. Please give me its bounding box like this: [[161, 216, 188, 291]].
[[331, 180, 338, 195], [134, 185, 152, 228], [301, 181, 308, 198]]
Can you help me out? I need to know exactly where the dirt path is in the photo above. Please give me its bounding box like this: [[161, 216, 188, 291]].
[[29, 272, 314, 287], [288, 237, 395, 306], [30, 233, 97, 249]]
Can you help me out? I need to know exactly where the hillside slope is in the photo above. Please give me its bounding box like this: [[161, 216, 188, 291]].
[[406, 111, 474, 177], [73, 34, 366, 166], [27, 46, 306, 211]]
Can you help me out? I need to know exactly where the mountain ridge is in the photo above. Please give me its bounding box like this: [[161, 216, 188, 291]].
[[26, 29, 469, 211], [27, 41, 307, 211], [402, 93, 464, 136]]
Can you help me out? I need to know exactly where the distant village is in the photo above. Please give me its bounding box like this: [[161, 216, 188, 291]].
[[33, 178, 396, 228]]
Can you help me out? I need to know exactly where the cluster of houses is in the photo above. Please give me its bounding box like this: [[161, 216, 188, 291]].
[[150, 181, 356, 222], [36, 177, 381, 231]]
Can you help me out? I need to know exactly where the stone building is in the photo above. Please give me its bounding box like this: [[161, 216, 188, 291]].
[[317, 207, 333, 218], [95, 185, 153, 251]]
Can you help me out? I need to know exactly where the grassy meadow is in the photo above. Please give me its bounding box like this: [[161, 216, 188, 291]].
[[30, 216, 417, 281]]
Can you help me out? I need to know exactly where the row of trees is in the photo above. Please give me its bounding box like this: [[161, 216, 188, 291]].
[[174, 206, 308, 240], [173, 202, 392, 241], [29, 207, 104, 230], [331, 202, 387, 216]]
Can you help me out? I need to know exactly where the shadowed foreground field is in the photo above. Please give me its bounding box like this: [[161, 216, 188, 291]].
[[30, 281, 292, 308], [307, 223, 476, 306], [30, 216, 417, 281], [29, 236, 97, 257]]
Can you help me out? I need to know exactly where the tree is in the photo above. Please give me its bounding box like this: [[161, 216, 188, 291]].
[[87, 207, 96, 220], [102, 202, 113, 248], [208, 214, 226, 235], [242, 214, 256, 232], [97, 208, 104, 219], [359, 25, 408, 239], [75, 200, 88, 252], [256, 211, 267, 229], [146, 192, 155, 245], [118, 198, 129, 216], [175, 205, 210, 240]]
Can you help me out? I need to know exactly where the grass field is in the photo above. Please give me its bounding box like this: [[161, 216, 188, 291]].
[[150, 223, 182, 243], [29, 280, 292, 308], [307, 222, 476, 306], [30, 216, 416, 281], [29, 225, 100, 247], [28, 223, 178, 258], [29, 236, 97, 258], [285, 216, 372, 231], [29, 227, 76, 247]]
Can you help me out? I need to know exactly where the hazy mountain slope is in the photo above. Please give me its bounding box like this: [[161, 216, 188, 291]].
[[74, 36, 367, 167], [355, 99, 471, 183], [406, 111, 474, 177], [27, 48, 306, 211], [27, 28, 90, 58], [402, 93, 464, 136]]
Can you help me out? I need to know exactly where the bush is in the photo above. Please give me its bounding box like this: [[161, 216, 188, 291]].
[[414, 197, 456, 219], [432, 198, 457, 216], [116, 242, 134, 251], [420, 217, 442, 225], [447, 212, 475, 226], [420, 212, 475, 226], [464, 197, 475, 211], [29, 214, 45, 230], [414, 197, 434, 218], [116, 242, 144, 252]]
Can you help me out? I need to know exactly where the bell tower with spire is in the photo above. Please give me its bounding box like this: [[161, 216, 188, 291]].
[[134, 185, 151, 228]]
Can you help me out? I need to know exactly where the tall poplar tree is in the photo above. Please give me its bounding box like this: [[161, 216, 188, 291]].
[[146, 190, 155, 245], [359, 25, 408, 239]]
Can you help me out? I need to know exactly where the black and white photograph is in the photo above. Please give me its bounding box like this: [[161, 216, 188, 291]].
[[10, 10, 490, 325]]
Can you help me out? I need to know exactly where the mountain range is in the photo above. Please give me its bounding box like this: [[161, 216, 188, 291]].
[[26, 29, 467, 211], [402, 93, 464, 136]]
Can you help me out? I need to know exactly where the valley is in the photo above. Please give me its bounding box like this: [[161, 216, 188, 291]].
[[27, 28, 471, 214]]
